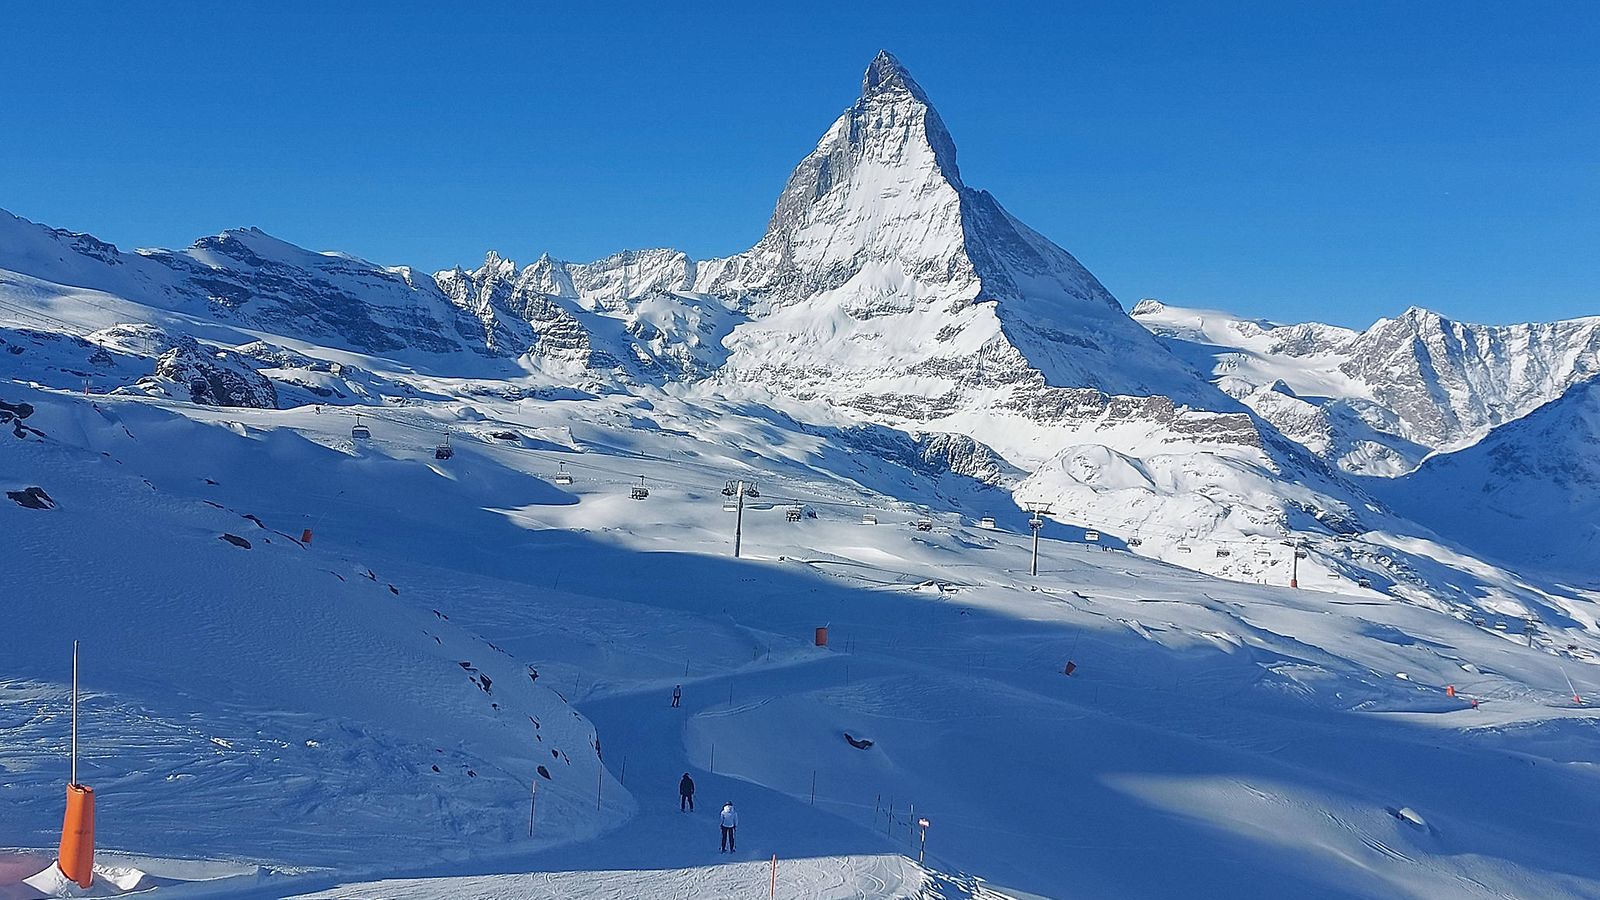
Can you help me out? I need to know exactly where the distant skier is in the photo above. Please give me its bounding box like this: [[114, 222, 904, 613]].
[[679, 772, 695, 811], [671, 684, 682, 708], [719, 801, 739, 852]]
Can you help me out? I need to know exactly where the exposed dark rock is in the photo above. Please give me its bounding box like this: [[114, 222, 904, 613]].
[[6, 487, 55, 509]]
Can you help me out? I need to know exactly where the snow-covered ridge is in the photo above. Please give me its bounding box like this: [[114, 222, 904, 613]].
[[1374, 376, 1600, 576], [1134, 299, 1600, 474]]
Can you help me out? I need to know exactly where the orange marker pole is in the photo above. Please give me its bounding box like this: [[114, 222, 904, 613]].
[[59, 641, 94, 889]]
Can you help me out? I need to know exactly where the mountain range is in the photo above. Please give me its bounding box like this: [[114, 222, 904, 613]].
[[1, 50, 1594, 600]]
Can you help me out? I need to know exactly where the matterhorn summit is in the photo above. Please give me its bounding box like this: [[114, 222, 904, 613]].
[[693, 51, 1234, 448]]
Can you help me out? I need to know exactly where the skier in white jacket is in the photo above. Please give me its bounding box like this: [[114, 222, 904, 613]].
[[719, 801, 739, 852]]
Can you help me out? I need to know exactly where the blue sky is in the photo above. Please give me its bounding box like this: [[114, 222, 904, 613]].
[[1, 2, 1594, 327]]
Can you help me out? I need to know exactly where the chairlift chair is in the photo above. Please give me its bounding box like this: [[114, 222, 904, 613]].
[[351, 415, 371, 441], [786, 506, 803, 522], [915, 516, 934, 532], [1128, 537, 1143, 547], [1294, 549, 1309, 559], [1216, 548, 1231, 558], [979, 516, 996, 530], [1357, 577, 1373, 589], [1176, 543, 1192, 553], [553, 462, 574, 486], [434, 433, 453, 460], [1084, 530, 1101, 542], [861, 513, 878, 525], [629, 475, 650, 500]]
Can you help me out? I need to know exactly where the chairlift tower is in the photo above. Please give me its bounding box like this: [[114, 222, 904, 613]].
[[722, 479, 759, 558], [1290, 539, 1308, 588], [1025, 502, 1051, 577]]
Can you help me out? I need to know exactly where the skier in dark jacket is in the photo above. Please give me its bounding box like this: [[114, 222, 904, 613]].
[[679, 772, 695, 811], [671, 684, 682, 708]]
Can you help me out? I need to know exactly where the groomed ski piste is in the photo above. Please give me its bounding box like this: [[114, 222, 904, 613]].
[[6, 366, 1600, 899]]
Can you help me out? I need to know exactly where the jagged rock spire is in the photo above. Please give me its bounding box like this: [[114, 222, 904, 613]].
[[861, 50, 929, 103]]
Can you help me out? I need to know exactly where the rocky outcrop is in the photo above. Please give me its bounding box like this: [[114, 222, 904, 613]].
[[136, 336, 278, 408]]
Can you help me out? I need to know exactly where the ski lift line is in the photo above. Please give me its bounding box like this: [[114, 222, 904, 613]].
[[0, 298, 105, 338], [335, 410, 888, 508], [324, 409, 952, 515], [327, 412, 1335, 549]]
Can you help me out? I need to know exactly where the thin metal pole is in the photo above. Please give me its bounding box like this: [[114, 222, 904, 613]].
[[1031, 521, 1041, 577], [71, 640, 79, 787], [529, 781, 537, 837], [734, 482, 746, 558]]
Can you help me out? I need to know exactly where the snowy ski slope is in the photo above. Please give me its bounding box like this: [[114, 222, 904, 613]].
[[5, 377, 1600, 898]]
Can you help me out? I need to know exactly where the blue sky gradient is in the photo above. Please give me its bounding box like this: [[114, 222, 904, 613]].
[[1, 2, 1594, 327]]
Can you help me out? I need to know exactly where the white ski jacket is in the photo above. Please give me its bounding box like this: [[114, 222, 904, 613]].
[[721, 806, 739, 827]]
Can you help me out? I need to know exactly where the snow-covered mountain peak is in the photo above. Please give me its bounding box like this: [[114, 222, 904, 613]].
[[181, 227, 331, 270], [861, 49, 923, 99]]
